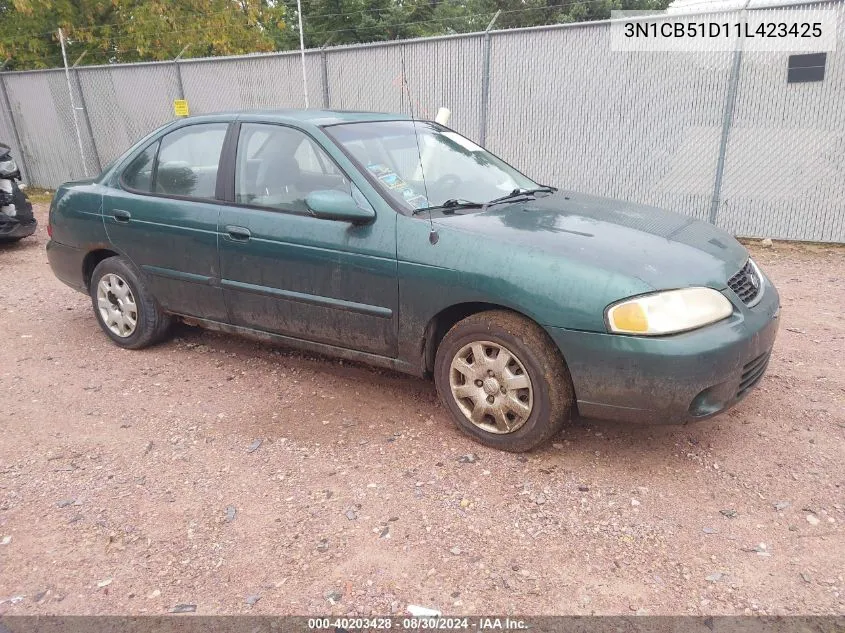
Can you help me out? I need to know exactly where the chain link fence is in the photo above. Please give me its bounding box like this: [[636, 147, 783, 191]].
[[0, 0, 842, 242]]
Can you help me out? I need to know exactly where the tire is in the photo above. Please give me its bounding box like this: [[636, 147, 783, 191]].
[[89, 256, 171, 349], [434, 310, 574, 452]]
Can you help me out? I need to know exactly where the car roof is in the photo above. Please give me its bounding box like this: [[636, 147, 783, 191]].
[[185, 109, 413, 127]]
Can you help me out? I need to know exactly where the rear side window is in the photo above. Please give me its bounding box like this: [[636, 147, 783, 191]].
[[121, 142, 158, 192], [154, 123, 228, 199]]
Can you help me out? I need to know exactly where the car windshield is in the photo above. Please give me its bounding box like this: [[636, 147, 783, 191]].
[[326, 120, 538, 212]]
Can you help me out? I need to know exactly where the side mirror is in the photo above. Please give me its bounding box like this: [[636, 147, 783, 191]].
[[305, 190, 375, 224]]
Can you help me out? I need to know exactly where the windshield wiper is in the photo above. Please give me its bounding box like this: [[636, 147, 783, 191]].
[[485, 186, 557, 206], [412, 199, 485, 215]]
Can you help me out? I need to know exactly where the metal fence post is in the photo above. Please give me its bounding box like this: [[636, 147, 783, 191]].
[[479, 11, 500, 147], [72, 56, 102, 173], [320, 39, 334, 109], [173, 44, 190, 102], [320, 50, 330, 109], [0, 64, 30, 184], [709, 1, 750, 226], [59, 28, 88, 178]]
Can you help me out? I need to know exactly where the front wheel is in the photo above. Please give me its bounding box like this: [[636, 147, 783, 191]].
[[89, 256, 171, 349], [434, 310, 574, 452]]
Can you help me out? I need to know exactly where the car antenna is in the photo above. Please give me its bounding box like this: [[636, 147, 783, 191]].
[[400, 49, 438, 245]]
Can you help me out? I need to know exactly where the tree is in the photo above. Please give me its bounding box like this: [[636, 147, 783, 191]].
[[0, 0, 671, 69], [0, 0, 286, 69]]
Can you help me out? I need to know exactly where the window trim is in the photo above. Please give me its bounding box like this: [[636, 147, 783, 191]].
[[117, 120, 233, 205], [118, 139, 159, 194], [223, 121, 375, 220]]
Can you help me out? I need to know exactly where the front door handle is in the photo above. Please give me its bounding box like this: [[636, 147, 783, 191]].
[[113, 209, 131, 223], [225, 225, 251, 241]]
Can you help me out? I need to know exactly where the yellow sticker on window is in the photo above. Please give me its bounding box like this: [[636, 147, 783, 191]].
[[173, 99, 190, 117]]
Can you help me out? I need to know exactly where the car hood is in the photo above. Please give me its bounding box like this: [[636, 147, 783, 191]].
[[431, 191, 748, 290]]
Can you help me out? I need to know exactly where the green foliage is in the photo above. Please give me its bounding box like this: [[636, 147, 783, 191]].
[[0, 0, 671, 69], [0, 0, 285, 68]]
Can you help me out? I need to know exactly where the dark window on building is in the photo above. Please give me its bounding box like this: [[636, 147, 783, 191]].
[[788, 53, 826, 83]]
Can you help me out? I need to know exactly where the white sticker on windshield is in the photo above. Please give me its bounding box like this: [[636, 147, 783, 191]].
[[440, 131, 484, 153]]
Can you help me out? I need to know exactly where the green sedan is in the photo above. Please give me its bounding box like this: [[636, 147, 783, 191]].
[[46, 110, 780, 452]]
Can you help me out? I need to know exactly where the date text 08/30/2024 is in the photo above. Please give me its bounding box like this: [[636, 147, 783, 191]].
[[307, 617, 528, 630]]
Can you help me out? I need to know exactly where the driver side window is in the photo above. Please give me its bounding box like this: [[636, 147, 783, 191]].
[[235, 123, 354, 214]]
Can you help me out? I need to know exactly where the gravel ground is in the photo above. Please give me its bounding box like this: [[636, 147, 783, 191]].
[[1, 204, 843, 616]]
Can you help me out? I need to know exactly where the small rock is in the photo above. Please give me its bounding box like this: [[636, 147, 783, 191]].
[[458, 454, 478, 464], [703, 527, 718, 534], [148, 589, 161, 599], [224, 505, 237, 523], [97, 578, 113, 588], [706, 572, 723, 582], [578, 485, 590, 492], [170, 603, 197, 614], [534, 494, 547, 506], [0, 536, 11, 545], [144, 441, 154, 455], [379, 526, 390, 539], [720, 509, 738, 518], [316, 538, 329, 552], [552, 443, 564, 450], [800, 572, 812, 583], [460, 498, 471, 509], [245, 594, 261, 606], [774, 501, 791, 511], [449, 546, 462, 555], [56, 499, 75, 508], [631, 498, 640, 507], [324, 589, 342, 605], [345, 508, 358, 521], [246, 439, 262, 453], [806, 514, 820, 526], [760, 238, 773, 247], [753, 543, 771, 556]]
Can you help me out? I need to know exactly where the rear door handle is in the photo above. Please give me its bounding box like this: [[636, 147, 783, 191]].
[[113, 209, 131, 223], [225, 225, 251, 241]]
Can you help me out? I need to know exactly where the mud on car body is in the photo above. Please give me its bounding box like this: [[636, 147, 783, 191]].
[[46, 110, 780, 452]]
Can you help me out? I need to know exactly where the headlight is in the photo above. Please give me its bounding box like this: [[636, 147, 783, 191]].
[[606, 287, 733, 335], [0, 159, 17, 176]]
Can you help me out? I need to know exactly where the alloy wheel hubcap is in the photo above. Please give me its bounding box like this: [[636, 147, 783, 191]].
[[449, 340, 534, 434], [96, 273, 138, 337]]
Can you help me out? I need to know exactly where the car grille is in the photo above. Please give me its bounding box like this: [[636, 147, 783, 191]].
[[737, 351, 770, 398], [728, 259, 761, 306]]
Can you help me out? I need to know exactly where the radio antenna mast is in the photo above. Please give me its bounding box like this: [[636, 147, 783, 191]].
[[400, 48, 437, 244]]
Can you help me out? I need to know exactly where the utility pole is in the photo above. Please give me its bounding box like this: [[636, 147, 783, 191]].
[[59, 28, 88, 177]]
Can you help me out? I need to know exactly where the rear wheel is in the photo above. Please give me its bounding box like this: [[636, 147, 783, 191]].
[[434, 310, 574, 452], [89, 256, 171, 349]]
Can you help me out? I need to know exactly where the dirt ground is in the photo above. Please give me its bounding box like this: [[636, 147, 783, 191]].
[[1, 204, 843, 616]]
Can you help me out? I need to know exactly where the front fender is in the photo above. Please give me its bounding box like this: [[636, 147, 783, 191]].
[[396, 215, 650, 370]]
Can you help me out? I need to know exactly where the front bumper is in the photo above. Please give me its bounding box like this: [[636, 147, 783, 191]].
[[0, 215, 36, 240], [547, 277, 780, 424]]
